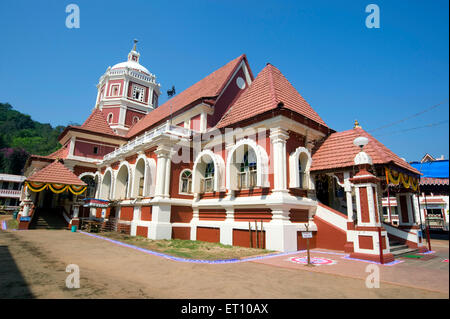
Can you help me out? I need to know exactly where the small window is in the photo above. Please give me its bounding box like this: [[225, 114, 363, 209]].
[[132, 116, 140, 125], [132, 85, 145, 102], [180, 170, 192, 194], [93, 146, 99, 154], [111, 85, 119, 96], [107, 113, 113, 124]]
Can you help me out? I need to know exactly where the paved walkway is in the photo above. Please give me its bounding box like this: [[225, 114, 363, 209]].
[[251, 246, 448, 294], [0, 229, 448, 298]]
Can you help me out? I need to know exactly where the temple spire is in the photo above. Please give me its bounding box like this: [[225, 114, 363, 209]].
[[127, 39, 140, 63]]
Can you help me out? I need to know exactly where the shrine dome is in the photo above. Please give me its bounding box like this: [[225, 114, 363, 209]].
[[111, 59, 150, 75]]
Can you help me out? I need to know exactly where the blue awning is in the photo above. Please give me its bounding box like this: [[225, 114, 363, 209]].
[[410, 160, 449, 178]]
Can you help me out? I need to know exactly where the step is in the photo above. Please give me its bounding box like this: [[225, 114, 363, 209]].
[[391, 247, 419, 256]]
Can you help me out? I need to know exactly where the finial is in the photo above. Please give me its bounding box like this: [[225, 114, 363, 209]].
[[354, 120, 361, 129], [133, 39, 138, 51]]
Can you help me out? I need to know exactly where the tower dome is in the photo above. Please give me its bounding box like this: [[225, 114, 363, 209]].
[[95, 40, 161, 136], [111, 39, 151, 74]]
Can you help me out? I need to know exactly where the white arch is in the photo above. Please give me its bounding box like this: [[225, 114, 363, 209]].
[[94, 171, 102, 198], [78, 172, 95, 180], [114, 161, 132, 199], [100, 167, 114, 200], [289, 146, 312, 189], [79, 173, 97, 198], [131, 155, 156, 197], [192, 149, 225, 193], [147, 158, 157, 197], [226, 138, 269, 190]]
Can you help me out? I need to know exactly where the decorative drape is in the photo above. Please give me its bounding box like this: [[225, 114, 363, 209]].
[[25, 181, 86, 195], [384, 167, 419, 191]]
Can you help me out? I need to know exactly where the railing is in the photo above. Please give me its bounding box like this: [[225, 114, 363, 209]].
[[107, 68, 157, 84], [103, 123, 192, 162], [0, 189, 21, 197], [237, 171, 257, 190]]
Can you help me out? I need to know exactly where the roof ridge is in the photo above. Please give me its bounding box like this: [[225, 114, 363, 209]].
[[215, 54, 246, 96], [266, 64, 278, 108], [126, 54, 246, 138]]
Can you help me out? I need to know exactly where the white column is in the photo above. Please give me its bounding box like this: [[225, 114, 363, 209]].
[[148, 204, 172, 240], [406, 193, 415, 225], [69, 137, 76, 156], [266, 209, 297, 252], [154, 145, 171, 198], [220, 208, 234, 246], [344, 172, 353, 221], [200, 111, 207, 132], [164, 152, 172, 198], [119, 105, 127, 128], [190, 208, 199, 240], [270, 128, 289, 193]]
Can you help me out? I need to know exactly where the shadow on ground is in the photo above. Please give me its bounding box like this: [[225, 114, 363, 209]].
[[0, 245, 34, 298], [429, 230, 449, 241]]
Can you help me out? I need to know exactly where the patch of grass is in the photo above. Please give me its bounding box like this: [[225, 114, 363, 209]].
[[401, 254, 423, 259], [7, 218, 18, 230], [99, 231, 274, 260]]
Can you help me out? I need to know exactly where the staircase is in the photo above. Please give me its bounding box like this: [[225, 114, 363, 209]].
[[389, 240, 418, 256], [30, 208, 68, 230]]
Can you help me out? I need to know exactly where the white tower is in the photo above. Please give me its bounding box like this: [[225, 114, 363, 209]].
[[95, 40, 161, 136]]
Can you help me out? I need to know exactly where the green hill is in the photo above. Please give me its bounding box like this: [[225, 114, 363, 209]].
[[0, 102, 66, 175]]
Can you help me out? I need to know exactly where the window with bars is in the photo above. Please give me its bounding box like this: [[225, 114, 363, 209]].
[[132, 85, 145, 102]]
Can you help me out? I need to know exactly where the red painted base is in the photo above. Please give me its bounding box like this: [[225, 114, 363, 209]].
[[344, 242, 354, 253], [18, 221, 30, 230], [349, 252, 395, 264]]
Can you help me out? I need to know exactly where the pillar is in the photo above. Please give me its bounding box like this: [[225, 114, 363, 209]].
[[270, 128, 289, 193], [349, 162, 394, 263], [148, 204, 172, 240], [154, 145, 171, 198], [69, 196, 82, 229], [265, 209, 298, 252], [396, 193, 416, 227], [220, 207, 234, 246]]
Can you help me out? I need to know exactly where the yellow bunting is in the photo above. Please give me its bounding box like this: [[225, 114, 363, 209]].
[[25, 181, 86, 195], [385, 167, 418, 191], [26, 181, 48, 192], [48, 184, 70, 194], [68, 185, 87, 195]]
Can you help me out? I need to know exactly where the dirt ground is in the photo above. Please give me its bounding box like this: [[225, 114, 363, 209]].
[[0, 229, 447, 299]]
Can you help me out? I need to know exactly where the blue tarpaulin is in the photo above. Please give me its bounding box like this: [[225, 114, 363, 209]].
[[410, 160, 449, 178]]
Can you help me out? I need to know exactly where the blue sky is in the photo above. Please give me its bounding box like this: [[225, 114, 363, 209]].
[[0, 0, 448, 161]]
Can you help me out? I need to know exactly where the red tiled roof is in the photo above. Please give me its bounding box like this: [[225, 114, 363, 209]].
[[217, 63, 328, 128], [126, 54, 247, 138], [420, 177, 449, 186], [40, 143, 70, 160], [76, 108, 117, 136], [26, 160, 86, 186], [310, 127, 420, 175]]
